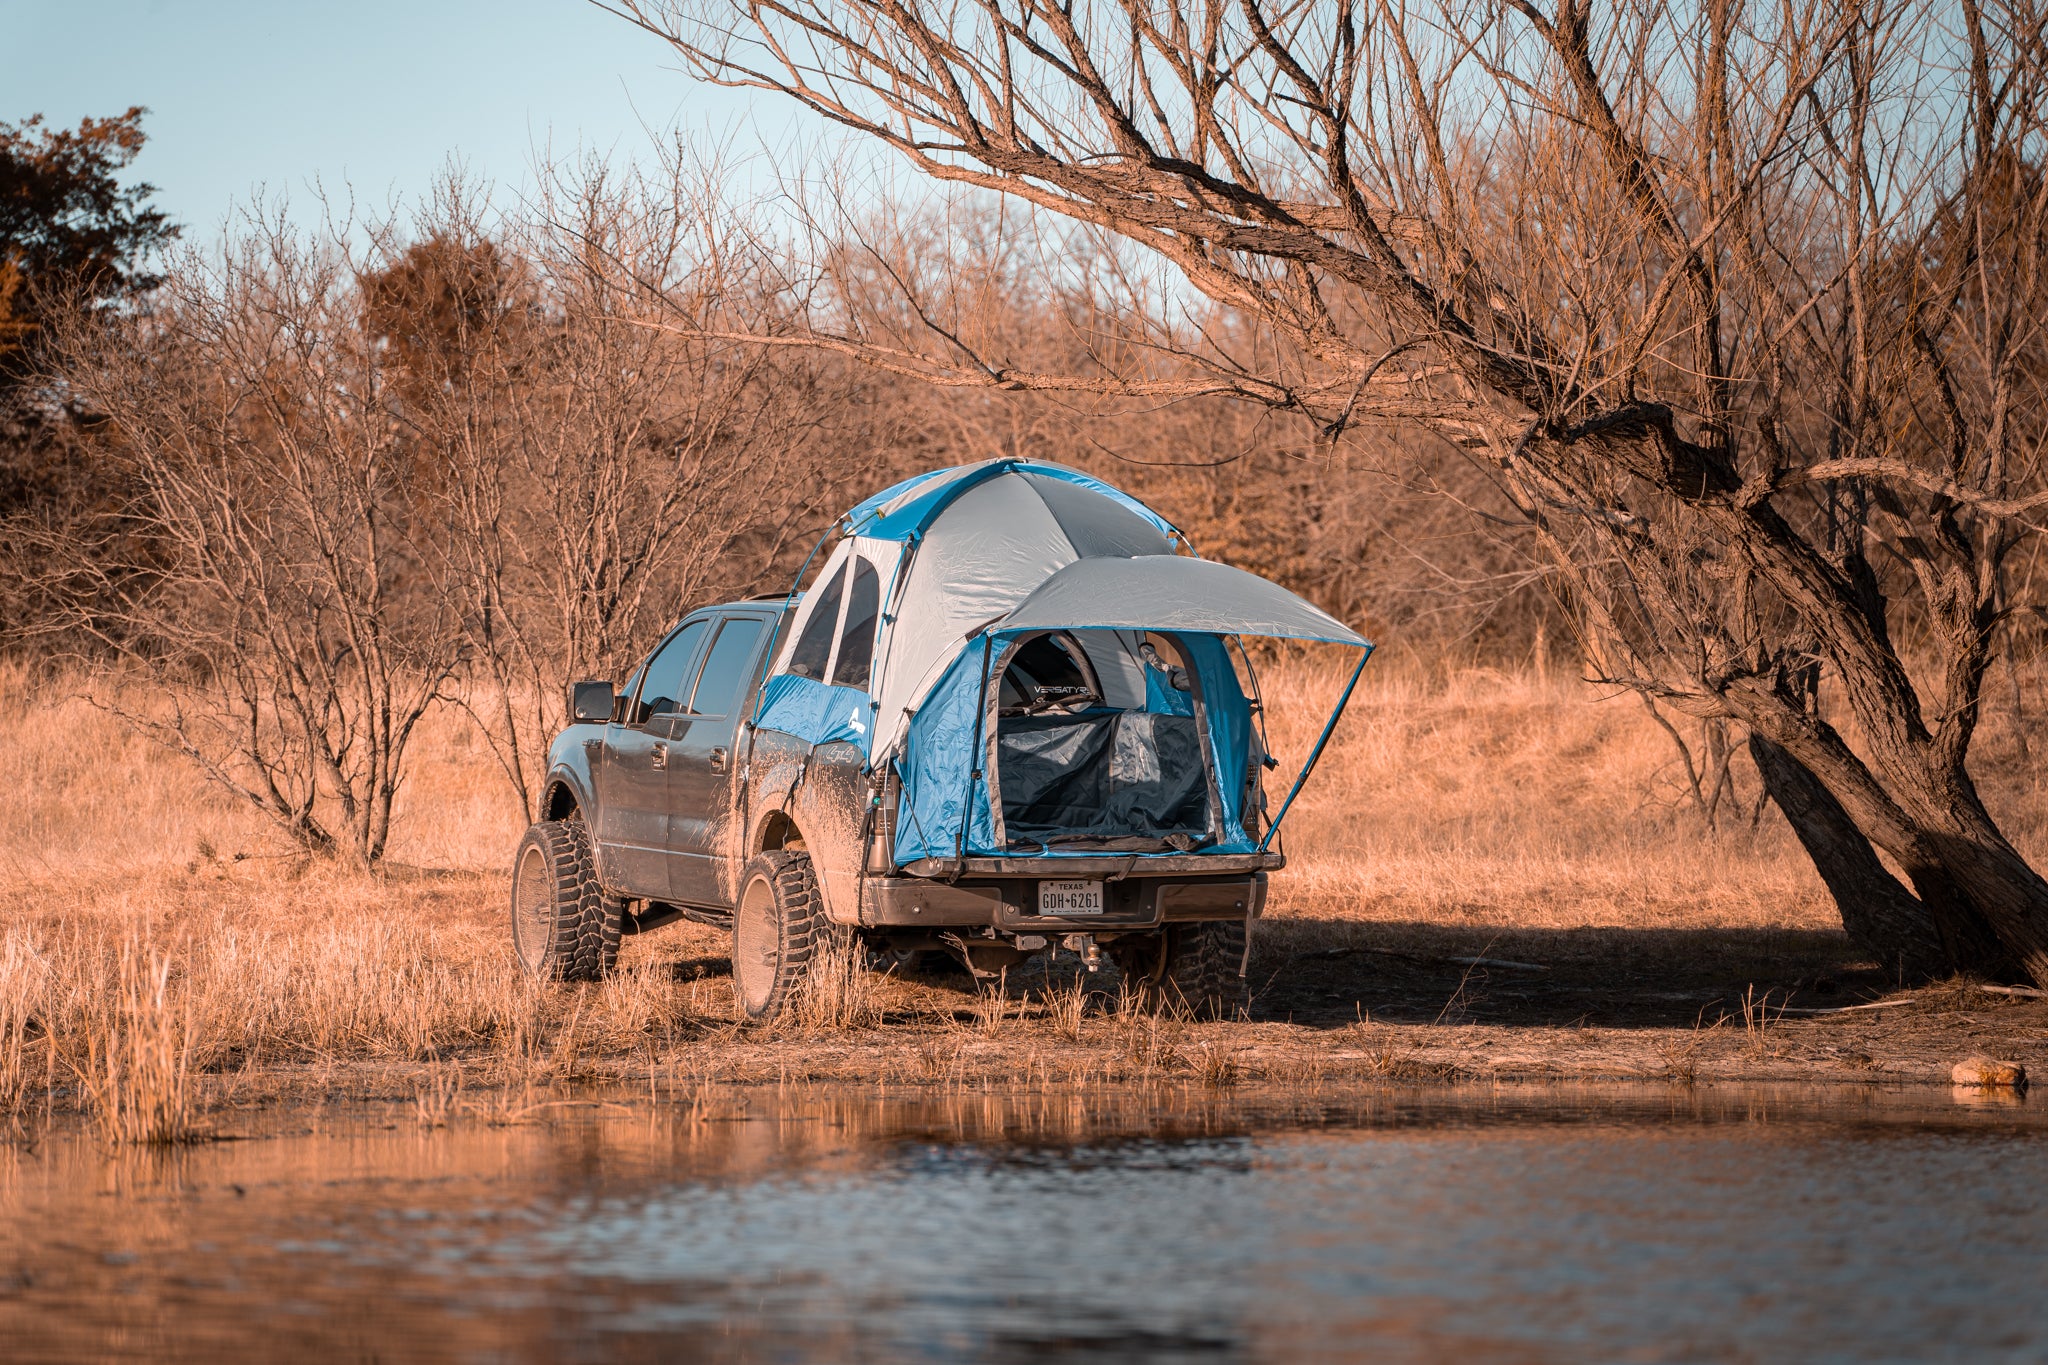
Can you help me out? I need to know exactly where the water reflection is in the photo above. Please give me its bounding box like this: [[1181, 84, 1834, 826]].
[[2, 1083, 2043, 1363]]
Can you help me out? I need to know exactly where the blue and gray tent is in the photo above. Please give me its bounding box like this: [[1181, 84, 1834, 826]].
[[753, 459, 1372, 864]]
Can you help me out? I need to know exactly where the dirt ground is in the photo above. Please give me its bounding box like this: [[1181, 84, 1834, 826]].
[[140, 879, 2047, 1122]]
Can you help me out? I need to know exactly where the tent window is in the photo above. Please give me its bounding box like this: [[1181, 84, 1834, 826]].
[[831, 559, 881, 689], [787, 563, 846, 681]]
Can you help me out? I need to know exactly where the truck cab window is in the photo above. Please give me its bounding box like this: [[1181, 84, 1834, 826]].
[[630, 619, 710, 725], [687, 618, 767, 717], [787, 563, 846, 681], [830, 560, 881, 689]]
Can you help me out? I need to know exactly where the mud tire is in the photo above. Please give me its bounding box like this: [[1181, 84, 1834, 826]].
[[1115, 921, 1248, 1019], [732, 851, 825, 1025], [510, 820, 621, 982]]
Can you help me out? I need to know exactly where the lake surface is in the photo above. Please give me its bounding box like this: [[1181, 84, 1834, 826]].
[[2, 1083, 2044, 1362]]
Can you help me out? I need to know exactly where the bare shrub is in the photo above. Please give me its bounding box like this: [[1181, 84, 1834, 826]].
[[766, 206, 1560, 660], [31, 165, 877, 855], [393, 169, 867, 810], [44, 210, 463, 865]]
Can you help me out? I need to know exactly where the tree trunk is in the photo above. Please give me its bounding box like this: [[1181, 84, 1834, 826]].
[[1749, 735, 1951, 980], [1905, 805, 2048, 986], [1749, 709, 2042, 983]]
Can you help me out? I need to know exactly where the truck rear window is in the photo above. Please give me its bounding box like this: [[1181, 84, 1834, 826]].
[[688, 618, 766, 717]]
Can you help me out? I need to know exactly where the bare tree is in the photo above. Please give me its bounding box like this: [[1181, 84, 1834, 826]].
[[389, 166, 868, 812], [45, 208, 463, 864], [615, 0, 2048, 983], [670, 188, 1563, 655]]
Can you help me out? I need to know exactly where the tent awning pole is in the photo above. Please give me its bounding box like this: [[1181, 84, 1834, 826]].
[[1256, 644, 1372, 854]]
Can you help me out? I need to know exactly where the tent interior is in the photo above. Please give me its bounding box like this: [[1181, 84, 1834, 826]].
[[991, 630, 1223, 852]]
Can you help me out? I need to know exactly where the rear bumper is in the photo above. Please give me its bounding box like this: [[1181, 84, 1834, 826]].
[[859, 870, 1267, 931], [898, 852, 1282, 878]]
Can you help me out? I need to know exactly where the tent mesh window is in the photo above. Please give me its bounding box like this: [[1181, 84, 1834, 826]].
[[787, 562, 846, 681], [831, 559, 881, 689], [994, 633, 1209, 850]]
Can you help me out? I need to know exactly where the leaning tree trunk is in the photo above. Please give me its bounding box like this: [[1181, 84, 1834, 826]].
[[1898, 799, 2048, 987], [1746, 695, 2043, 985], [1749, 735, 1953, 980]]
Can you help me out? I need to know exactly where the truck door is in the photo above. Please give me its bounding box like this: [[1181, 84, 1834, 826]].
[[598, 617, 710, 898], [665, 612, 771, 908]]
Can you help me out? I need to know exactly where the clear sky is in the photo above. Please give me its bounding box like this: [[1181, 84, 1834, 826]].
[[3, 0, 797, 235]]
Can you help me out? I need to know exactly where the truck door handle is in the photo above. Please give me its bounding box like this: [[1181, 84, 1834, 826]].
[[651, 742, 668, 771], [709, 746, 729, 773]]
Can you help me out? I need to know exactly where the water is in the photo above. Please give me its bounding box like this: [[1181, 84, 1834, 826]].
[[2, 1084, 2044, 1362]]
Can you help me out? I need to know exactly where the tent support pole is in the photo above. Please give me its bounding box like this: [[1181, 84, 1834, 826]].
[[1256, 645, 1372, 854]]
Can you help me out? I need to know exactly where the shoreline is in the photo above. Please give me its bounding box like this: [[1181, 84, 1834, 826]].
[[10, 986, 2037, 1143]]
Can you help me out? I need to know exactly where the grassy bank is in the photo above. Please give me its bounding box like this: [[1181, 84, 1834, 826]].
[[3, 659, 2042, 1140]]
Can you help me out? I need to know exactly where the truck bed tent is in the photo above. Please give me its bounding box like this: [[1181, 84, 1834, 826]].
[[751, 459, 1371, 864]]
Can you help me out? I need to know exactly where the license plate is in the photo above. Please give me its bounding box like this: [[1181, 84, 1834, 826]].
[[1038, 879, 1105, 915]]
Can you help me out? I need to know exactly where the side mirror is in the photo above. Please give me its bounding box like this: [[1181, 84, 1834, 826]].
[[569, 680, 615, 724]]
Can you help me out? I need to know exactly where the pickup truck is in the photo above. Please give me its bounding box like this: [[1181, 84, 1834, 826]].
[[509, 460, 1369, 1023]]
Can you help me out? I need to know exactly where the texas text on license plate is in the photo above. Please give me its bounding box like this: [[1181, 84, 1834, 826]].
[[1038, 879, 1105, 915]]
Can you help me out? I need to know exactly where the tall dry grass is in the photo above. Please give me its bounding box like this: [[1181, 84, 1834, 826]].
[[1, 653, 2040, 1129], [0, 666, 691, 1134], [73, 944, 200, 1144], [790, 935, 889, 1033], [1253, 650, 2046, 937]]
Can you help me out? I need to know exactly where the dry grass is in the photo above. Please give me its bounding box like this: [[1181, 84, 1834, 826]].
[[790, 935, 888, 1033], [2, 654, 2042, 1134], [73, 943, 202, 1144], [1257, 651, 2045, 937], [1040, 972, 1088, 1042], [969, 972, 1017, 1035]]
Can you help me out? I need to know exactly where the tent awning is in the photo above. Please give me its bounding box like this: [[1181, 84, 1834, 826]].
[[995, 555, 1369, 647]]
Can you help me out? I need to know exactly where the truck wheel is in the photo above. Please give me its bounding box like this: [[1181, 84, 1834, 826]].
[[1117, 921, 1248, 1019], [732, 851, 824, 1025], [510, 820, 621, 982]]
